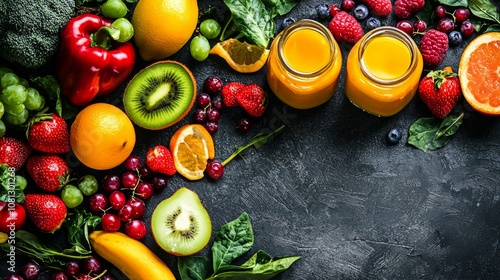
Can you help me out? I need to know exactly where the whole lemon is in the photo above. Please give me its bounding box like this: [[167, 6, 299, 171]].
[[132, 0, 198, 61], [70, 103, 136, 170]]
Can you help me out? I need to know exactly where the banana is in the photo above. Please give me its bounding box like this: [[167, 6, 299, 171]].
[[89, 230, 176, 280]]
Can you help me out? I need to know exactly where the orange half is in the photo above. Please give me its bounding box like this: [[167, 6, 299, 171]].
[[169, 124, 215, 180], [458, 32, 500, 115]]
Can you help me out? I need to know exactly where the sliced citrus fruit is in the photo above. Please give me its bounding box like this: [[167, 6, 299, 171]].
[[210, 38, 270, 73], [169, 124, 215, 180], [458, 32, 500, 115]]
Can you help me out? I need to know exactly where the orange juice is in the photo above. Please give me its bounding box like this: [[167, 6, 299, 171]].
[[267, 19, 342, 109], [345, 26, 423, 117]]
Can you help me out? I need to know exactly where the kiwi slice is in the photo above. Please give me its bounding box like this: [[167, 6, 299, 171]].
[[151, 187, 212, 256], [123, 60, 196, 130]]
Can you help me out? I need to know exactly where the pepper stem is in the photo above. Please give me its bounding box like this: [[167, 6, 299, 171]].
[[92, 26, 120, 49]]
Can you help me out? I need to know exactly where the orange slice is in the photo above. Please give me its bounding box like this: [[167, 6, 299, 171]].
[[209, 38, 270, 73], [458, 32, 500, 115], [169, 124, 215, 180]]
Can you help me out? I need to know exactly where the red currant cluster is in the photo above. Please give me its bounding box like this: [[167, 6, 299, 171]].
[[51, 256, 114, 280], [88, 155, 169, 240], [193, 76, 224, 134]]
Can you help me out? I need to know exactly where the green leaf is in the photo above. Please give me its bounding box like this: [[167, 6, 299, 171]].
[[468, 0, 500, 24], [485, 24, 500, 32], [63, 208, 101, 255], [407, 113, 464, 152], [222, 0, 275, 48], [30, 75, 63, 117], [262, 0, 299, 17], [212, 212, 254, 274], [438, 0, 468, 6], [178, 256, 211, 280], [208, 251, 300, 280]]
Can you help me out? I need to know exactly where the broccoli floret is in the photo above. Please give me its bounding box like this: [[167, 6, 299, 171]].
[[0, 0, 76, 69]]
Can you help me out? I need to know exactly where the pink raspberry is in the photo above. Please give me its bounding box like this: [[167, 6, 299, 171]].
[[394, 0, 426, 19], [328, 12, 364, 44], [361, 0, 392, 17], [419, 29, 449, 67]]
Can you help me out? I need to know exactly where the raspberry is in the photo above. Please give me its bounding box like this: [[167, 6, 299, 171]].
[[328, 12, 364, 44], [419, 29, 449, 67], [361, 0, 392, 17], [394, 0, 425, 19]]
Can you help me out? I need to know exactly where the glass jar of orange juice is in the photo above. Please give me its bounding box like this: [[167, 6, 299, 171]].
[[266, 19, 342, 109], [345, 26, 423, 117]]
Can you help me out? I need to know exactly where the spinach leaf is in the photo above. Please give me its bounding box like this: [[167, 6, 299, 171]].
[[212, 212, 254, 274], [178, 256, 212, 280], [262, 0, 299, 17], [438, 0, 468, 7], [468, 0, 500, 24], [222, 0, 275, 48], [408, 113, 464, 152], [63, 208, 101, 255]]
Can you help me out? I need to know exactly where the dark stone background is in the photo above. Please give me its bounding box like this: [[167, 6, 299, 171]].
[[2, 0, 500, 279]]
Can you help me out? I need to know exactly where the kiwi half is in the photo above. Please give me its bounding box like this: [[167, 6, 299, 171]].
[[151, 187, 212, 256], [123, 60, 196, 130]]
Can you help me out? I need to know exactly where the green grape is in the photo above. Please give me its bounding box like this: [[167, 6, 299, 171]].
[[0, 67, 13, 79], [200, 19, 221, 39], [5, 103, 25, 115], [24, 87, 42, 110], [2, 84, 28, 105], [111, 18, 134, 43], [0, 101, 4, 119], [18, 78, 30, 88], [1, 73, 19, 89], [37, 95, 46, 111], [15, 175, 27, 190], [0, 120, 5, 137], [101, 0, 128, 19], [4, 109, 28, 125], [61, 184, 84, 208], [78, 174, 99, 196], [190, 35, 210, 62]]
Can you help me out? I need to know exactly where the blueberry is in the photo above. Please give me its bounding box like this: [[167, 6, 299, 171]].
[[386, 128, 402, 145], [353, 4, 369, 21], [281, 17, 296, 30], [448, 30, 463, 45], [315, 4, 330, 19], [365, 17, 381, 30]]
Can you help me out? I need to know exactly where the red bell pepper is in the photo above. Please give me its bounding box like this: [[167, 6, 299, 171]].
[[56, 14, 135, 106]]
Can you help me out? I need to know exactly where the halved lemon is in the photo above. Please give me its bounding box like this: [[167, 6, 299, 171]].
[[210, 38, 270, 73], [169, 124, 215, 180], [458, 32, 500, 116]]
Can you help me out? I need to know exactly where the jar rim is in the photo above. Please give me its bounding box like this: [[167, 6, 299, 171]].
[[358, 26, 419, 85], [277, 19, 338, 78]]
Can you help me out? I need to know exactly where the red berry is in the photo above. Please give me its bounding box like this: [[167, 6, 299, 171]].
[[236, 117, 252, 132], [135, 181, 155, 200], [125, 220, 147, 240], [413, 19, 427, 33], [126, 197, 146, 219], [196, 92, 211, 108], [118, 204, 134, 222], [341, 0, 355, 11], [206, 159, 224, 180], [396, 20, 414, 36], [203, 75, 223, 94], [328, 12, 364, 44], [394, 0, 425, 19], [329, 4, 341, 17], [361, 0, 392, 17], [435, 5, 447, 19], [437, 17, 455, 34], [460, 20, 475, 37], [453, 7, 470, 22], [221, 81, 245, 107], [123, 155, 142, 171], [121, 171, 139, 188], [102, 173, 121, 193], [108, 190, 126, 210], [89, 193, 108, 213], [419, 29, 449, 67], [203, 121, 219, 134], [101, 213, 121, 232]]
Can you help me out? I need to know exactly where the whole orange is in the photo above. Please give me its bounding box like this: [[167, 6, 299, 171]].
[[132, 0, 198, 61], [70, 103, 136, 170]]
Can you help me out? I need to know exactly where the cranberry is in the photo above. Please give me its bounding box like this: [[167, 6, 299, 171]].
[[437, 17, 455, 34], [123, 155, 142, 171], [203, 75, 223, 94], [413, 19, 427, 33], [101, 213, 121, 232], [435, 5, 447, 19], [396, 20, 414, 36], [341, 0, 355, 11], [460, 20, 475, 37], [236, 118, 252, 132], [453, 7, 470, 22], [125, 220, 147, 240], [203, 121, 219, 134], [206, 159, 224, 180], [196, 92, 211, 108]]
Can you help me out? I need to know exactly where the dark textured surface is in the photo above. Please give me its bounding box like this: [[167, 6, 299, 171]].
[[3, 1, 500, 279]]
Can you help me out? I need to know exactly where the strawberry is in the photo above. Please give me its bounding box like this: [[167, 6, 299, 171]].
[[24, 193, 67, 232], [418, 67, 462, 119], [361, 0, 392, 17], [221, 82, 244, 107], [27, 112, 70, 154], [419, 29, 449, 68], [0, 137, 31, 170], [26, 154, 70, 192], [394, 0, 425, 19], [328, 11, 364, 44], [235, 84, 266, 118], [146, 145, 176, 176]]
